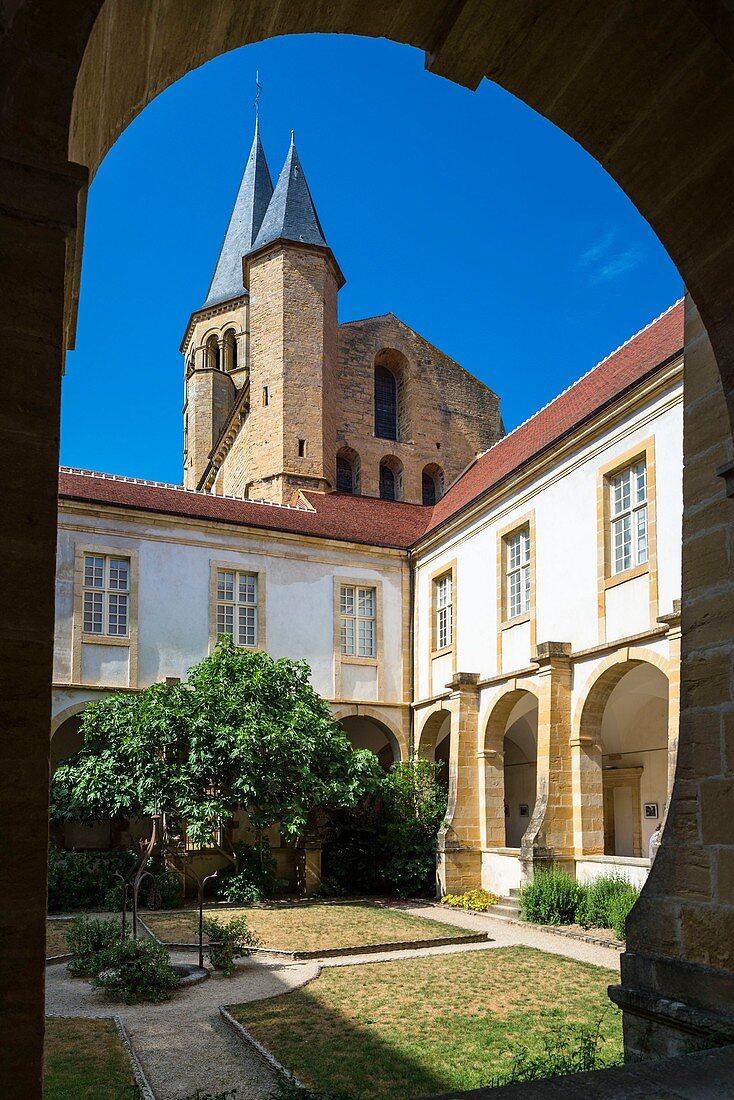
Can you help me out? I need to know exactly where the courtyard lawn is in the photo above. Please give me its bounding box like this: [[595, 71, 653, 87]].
[[43, 1017, 136, 1099], [143, 901, 467, 953], [230, 947, 622, 1098], [46, 919, 72, 958]]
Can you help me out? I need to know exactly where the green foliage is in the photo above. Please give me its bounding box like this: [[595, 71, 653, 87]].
[[274, 1081, 352, 1100], [215, 841, 282, 903], [66, 916, 125, 977], [178, 1091, 238, 1100], [51, 639, 373, 848], [486, 1016, 621, 1087], [202, 915, 260, 976], [579, 874, 640, 940], [442, 888, 499, 912], [520, 869, 639, 939], [323, 758, 447, 897], [148, 868, 185, 910], [519, 869, 586, 925], [48, 848, 137, 911], [92, 937, 179, 1003]]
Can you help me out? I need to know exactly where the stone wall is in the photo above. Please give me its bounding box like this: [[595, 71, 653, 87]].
[[337, 314, 503, 503]]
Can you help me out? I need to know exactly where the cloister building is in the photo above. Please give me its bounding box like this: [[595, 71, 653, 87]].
[[52, 124, 684, 901]]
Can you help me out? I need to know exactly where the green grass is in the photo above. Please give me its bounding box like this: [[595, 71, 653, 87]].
[[230, 947, 622, 1098], [143, 901, 467, 952], [43, 1017, 137, 1099]]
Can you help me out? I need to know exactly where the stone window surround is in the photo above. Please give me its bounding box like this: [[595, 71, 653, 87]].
[[208, 558, 266, 652], [496, 511, 537, 673], [332, 574, 384, 700], [71, 541, 139, 688], [596, 436, 659, 642], [429, 559, 457, 670]]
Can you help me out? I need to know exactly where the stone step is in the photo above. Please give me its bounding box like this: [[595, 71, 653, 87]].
[[508, 888, 520, 898], [491, 899, 521, 919]]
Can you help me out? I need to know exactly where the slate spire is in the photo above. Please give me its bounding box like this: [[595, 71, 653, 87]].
[[203, 118, 273, 308], [249, 134, 328, 254]]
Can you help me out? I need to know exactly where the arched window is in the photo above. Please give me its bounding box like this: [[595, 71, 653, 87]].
[[379, 463, 395, 500], [224, 330, 238, 372], [336, 455, 354, 494], [206, 334, 221, 371], [379, 456, 403, 501], [374, 364, 398, 440], [422, 464, 444, 506]]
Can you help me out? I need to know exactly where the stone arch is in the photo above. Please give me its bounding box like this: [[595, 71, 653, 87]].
[[3, 2, 734, 1084], [415, 707, 451, 762], [335, 709, 402, 769], [421, 462, 444, 506], [482, 688, 539, 850], [574, 654, 671, 857], [50, 698, 96, 736], [379, 454, 404, 501], [51, 707, 113, 849], [335, 445, 361, 495]]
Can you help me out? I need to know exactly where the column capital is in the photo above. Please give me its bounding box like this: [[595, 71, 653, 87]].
[[446, 671, 480, 691], [533, 640, 572, 665]]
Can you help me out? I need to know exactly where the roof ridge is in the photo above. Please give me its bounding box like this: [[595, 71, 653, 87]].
[[58, 467, 311, 512], [472, 299, 684, 465]]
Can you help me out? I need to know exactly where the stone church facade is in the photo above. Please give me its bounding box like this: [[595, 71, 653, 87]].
[[52, 127, 684, 898]]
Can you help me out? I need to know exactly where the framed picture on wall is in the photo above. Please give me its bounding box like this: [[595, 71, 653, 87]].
[[644, 802, 659, 818], [519, 803, 529, 817]]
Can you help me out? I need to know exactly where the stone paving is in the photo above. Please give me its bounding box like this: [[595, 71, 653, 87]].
[[44, 903, 620, 1099]]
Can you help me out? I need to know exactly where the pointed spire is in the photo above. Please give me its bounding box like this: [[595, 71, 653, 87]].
[[249, 136, 328, 255], [203, 118, 274, 308]]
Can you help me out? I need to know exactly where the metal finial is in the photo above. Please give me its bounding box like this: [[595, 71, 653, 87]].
[[254, 70, 262, 121], [290, 129, 295, 145]]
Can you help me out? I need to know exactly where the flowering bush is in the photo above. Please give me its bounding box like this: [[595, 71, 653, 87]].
[[441, 889, 498, 912]]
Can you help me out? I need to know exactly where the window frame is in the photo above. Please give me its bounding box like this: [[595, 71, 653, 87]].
[[82, 553, 131, 638], [609, 459, 648, 576], [72, 542, 139, 688], [209, 561, 266, 652], [374, 363, 398, 441], [339, 583, 377, 659], [505, 525, 531, 622], [431, 566, 456, 658], [215, 568, 259, 648]]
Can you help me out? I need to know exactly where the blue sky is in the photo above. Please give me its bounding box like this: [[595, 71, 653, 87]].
[[62, 34, 682, 483]]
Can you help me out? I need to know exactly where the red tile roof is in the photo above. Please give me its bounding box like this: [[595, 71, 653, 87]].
[[425, 300, 684, 534], [58, 302, 683, 550], [57, 470, 430, 550]]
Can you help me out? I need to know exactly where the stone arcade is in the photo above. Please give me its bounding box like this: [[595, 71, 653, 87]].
[[54, 121, 683, 995]]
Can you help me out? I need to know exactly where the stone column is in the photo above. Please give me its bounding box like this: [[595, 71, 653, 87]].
[[521, 642, 574, 879], [437, 672, 482, 894], [0, 151, 87, 1098], [611, 300, 734, 1058]]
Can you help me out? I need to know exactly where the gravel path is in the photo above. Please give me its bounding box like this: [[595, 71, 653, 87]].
[[45, 904, 619, 1098], [46, 952, 319, 1099]]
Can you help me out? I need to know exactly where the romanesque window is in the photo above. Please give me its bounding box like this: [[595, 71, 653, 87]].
[[339, 585, 376, 658], [206, 334, 221, 370], [374, 364, 398, 440], [610, 460, 648, 574], [379, 462, 396, 500], [336, 455, 354, 493], [434, 572, 453, 650], [216, 569, 258, 647], [506, 527, 531, 618], [83, 554, 129, 637], [422, 464, 444, 506], [224, 330, 238, 372]]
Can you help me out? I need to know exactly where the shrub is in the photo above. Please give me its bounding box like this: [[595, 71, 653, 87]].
[[66, 916, 125, 977], [519, 869, 585, 925], [93, 937, 179, 1003], [215, 841, 282, 903], [581, 874, 639, 940], [487, 1016, 620, 1087], [203, 915, 261, 976], [47, 848, 138, 911], [323, 759, 447, 898], [442, 889, 499, 912]]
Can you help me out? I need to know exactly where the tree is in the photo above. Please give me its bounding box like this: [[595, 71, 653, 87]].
[[51, 637, 379, 851]]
